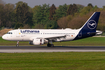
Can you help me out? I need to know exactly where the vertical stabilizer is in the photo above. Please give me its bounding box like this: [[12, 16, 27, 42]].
[[74, 12, 100, 40]]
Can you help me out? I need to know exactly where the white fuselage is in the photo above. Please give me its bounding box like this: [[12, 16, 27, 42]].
[[2, 28, 80, 42]]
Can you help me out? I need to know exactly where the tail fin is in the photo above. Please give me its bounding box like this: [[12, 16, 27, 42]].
[[74, 12, 100, 40]]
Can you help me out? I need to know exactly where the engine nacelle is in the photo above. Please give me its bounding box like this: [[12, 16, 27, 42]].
[[29, 39, 44, 45]]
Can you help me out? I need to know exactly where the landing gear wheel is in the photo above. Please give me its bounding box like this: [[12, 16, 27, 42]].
[[50, 44, 54, 47], [16, 44, 19, 47], [47, 44, 50, 47], [16, 41, 19, 47], [47, 44, 54, 47]]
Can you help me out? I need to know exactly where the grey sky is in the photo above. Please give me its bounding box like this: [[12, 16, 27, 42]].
[[3, 0, 105, 8]]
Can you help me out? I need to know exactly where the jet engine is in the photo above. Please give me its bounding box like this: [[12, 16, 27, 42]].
[[29, 39, 44, 45]]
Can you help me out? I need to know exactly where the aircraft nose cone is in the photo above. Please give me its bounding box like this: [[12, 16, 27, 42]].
[[2, 35, 6, 40]]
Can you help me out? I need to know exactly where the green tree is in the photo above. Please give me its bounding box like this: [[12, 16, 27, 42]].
[[67, 4, 73, 15], [34, 24, 44, 29], [14, 22, 23, 29], [93, 5, 98, 11], [15, 1, 32, 28], [57, 17, 68, 28], [103, 6, 105, 9], [44, 20, 57, 29], [49, 4, 56, 20], [53, 4, 68, 21], [76, 4, 84, 12], [0, 0, 7, 28], [88, 3, 93, 8], [41, 4, 50, 23], [32, 5, 42, 24], [33, 4, 50, 28], [0, 4, 5, 28], [80, 6, 93, 15], [67, 4, 78, 16], [4, 4, 15, 28]]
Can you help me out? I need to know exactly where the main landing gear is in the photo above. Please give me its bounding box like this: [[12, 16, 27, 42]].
[[16, 41, 19, 47], [47, 40, 54, 47], [47, 43, 54, 47]]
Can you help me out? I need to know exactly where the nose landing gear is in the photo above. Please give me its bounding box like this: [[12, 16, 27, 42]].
[[16, 41, 19, 47]]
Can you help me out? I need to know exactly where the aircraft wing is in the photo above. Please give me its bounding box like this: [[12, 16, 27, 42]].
[[45, 35, 66, 40], [37, 35, 66, 40]]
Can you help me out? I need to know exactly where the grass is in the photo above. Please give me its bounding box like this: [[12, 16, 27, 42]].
[[0, 37, 105, 46], [54, 37, 105, 46], [0, 37, 105, 70], [0, 52, 105, 70], [0, 37, 29, 45]]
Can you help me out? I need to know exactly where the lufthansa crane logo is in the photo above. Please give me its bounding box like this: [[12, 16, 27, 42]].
[[87, 20, 96, 29]]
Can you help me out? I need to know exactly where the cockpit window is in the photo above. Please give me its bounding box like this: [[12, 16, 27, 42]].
[[7, 32, 12, 34]]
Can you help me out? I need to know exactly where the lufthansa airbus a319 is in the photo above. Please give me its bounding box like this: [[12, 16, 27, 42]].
[[2, 12, 100, 47]]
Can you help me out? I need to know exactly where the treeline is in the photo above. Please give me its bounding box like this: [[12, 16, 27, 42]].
[[1, 0, 105, 31]]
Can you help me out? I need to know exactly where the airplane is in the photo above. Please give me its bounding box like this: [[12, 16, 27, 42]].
[[2, 12, 100, 47]]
